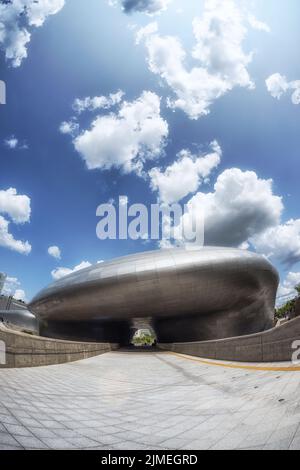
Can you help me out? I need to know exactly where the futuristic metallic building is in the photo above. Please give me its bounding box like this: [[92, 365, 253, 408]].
[[29, 247, 279, 344], [0, 285, 39, 334], [0, 309, 39, 335]]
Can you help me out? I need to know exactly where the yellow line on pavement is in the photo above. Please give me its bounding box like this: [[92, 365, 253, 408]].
[[167, 351, 300, 372]]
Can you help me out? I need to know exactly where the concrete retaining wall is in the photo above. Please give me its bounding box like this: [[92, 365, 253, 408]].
[[0, 325, 118, 368], [159, 316, 300, 362]]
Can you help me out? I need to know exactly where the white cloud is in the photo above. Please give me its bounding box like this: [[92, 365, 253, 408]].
[[0, 188, 31, 255], [136, 21, 158, 43], [0, 0, 65, 67], [0, 215, 31, 255], [60, 91, 125, 138], [278, 272, 300, 299], [48, 245, 61, 260], [0, 188, 31, 224], [137, 0, 267, 119], [292, 87, 300, 105], [4, 136, 18, 149], [51, 261, 92, 280], [4, 135, 28, 150], [2, 276, 27, 302], [168, 165, 300, 271], [2, 276, 19, 296], [248, 14, 271, 33], [110, 0, 172, 15], [253, 219, 300, 268], [71, 91, 168, 174], [266, 73, 300, 105], [149, 140, 221, 203], [14, 289, 26, 302], [26, 0, 65, 27], [73, 90, 125, 114], [173, 168, 283, 247], [266, 73, 290, 99], [239, 241, 250, 250], [292, 89, 300, 105], [59, 120, 79, 136], [191, 1, 254, 87]]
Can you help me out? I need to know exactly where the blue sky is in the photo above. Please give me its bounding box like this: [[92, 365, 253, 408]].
[[0, 0, 300, 302]]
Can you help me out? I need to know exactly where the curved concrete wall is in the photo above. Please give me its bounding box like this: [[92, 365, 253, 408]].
[[159, 316, 300, 363], [0, 325, 118, 369]]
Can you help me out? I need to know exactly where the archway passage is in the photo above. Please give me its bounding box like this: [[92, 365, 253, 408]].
[[129, 318, 157, 348], [39, 305, 274, 347], [40, 319, 133, 345], [40, 318, 159, 348]]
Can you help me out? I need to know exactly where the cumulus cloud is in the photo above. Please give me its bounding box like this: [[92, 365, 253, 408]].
[[110, 0, 171, 15], [4, 136, 18, 149], [137, 0, 268, 119], [4, 135, 28, 150], [48, 245, 61, 260], [0, 187, 31, 223], [72, 90, 124, 114], [25, 0, 65, 27], [0, 188, 31, 254], [248, 14, 270, 33], [0, 0, 65, 67], [63, 91, 168, 175], [59, 120, 79, 136], [14, 288, 26, 302], [0, 215, 31, 254], [2, 276, 27, 301], [149, 141, 221, 204], [266, 73, 300, 105], [173, 168, 283, 247], [166, 165, 300, 271], [278, 272, 300, 300], [135, 21, 158, 43], [51, 261, 92, 280], [253, 219, 300, 268], [266, 73, 289, 99], [51, 260, 105, 280]]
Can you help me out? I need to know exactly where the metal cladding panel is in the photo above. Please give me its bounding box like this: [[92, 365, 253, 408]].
[[29, 248, 279, 337], [0, 309, 39, 334]]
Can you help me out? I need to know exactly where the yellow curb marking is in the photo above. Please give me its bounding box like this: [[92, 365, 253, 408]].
[[167, 351, 300, 372]]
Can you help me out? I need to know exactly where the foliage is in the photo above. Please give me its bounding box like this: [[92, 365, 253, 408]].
[[275, 298, 296, 320], [132, 331, 156, 347], [275, 283, 300, 320]]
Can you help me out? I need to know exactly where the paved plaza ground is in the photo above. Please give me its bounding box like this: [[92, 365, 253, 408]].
[[1, 350, 300, 450]]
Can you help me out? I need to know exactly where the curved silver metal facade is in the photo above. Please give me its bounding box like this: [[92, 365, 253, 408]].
[[29, 247, 279, 343], [0, 309, 39, 335]]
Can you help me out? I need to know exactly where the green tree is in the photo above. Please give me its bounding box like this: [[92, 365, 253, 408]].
[[132, 330, 156, 347], [275, 284, 300, 321]]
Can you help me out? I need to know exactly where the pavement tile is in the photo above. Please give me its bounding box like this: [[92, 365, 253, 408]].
[[0, 352, 300, 450]]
